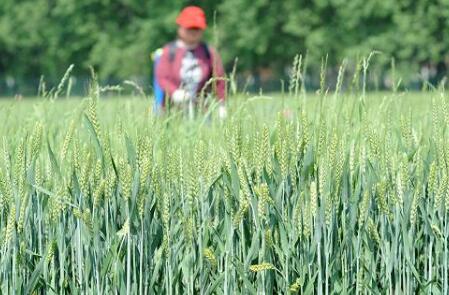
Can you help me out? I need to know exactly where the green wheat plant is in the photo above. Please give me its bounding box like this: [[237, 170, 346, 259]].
[[0, 64, 448, 294]]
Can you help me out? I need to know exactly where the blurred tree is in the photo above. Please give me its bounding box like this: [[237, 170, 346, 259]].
[[0, 0, 448, 85]]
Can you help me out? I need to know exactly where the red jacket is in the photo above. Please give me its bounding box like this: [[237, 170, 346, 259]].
[[155, 41, 226, 103]]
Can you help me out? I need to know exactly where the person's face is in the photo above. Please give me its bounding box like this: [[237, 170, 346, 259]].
[[178, 27, 204, 45]]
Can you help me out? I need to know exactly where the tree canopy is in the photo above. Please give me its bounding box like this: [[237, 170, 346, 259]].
[[0, 0, 448, 86]]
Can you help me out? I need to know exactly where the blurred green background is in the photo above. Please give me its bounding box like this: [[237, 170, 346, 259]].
[[0, 0, 448, 95]]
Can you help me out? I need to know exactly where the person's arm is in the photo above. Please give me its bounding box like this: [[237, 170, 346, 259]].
[[210, 47, 226, 102], [155, 46, 178, 97]]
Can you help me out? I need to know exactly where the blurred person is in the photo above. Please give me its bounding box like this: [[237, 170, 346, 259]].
[[154, 6, 227, 119]]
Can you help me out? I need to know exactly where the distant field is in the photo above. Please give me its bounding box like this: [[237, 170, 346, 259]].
[[0, 90, 448, 293], [0, 90, 435, 125]]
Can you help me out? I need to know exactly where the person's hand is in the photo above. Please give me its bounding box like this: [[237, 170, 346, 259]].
[[218, 104, 227, 119], [172, 89, 189, 104], [282, 108, 293, 120]]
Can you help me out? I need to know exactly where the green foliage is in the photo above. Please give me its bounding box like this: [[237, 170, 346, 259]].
[[1, 0, 449, 81]]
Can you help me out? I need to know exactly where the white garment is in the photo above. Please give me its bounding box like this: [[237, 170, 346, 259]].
[[179, 50, 203, 101]]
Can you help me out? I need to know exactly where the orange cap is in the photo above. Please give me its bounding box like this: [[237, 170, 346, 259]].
[[176, 6, 207, 30]]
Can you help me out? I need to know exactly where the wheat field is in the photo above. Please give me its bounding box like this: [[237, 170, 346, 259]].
[[0, 78, 448, 294]]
